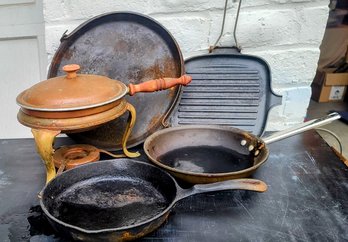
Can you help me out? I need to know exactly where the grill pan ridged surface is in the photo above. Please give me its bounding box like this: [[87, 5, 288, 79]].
[[173, 53, 282, 135]]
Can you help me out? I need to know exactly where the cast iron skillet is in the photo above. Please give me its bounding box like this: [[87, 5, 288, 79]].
[[144, 113, 341, 184], [40, 159, 267, 241]]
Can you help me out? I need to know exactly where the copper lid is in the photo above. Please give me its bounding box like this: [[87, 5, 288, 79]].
[[16, 64, 128, 111]]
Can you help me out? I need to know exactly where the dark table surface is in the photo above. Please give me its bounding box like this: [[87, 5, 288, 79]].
[[0, 130, 348, 242]]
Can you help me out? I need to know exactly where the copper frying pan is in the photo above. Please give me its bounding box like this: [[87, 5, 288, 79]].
[[144, 113, 341, 184]]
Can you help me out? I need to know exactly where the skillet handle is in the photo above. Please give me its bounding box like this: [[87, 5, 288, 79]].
[[262, 112, 341, 144], [176, 179, 267, 201], [128, 75, 192, 96]]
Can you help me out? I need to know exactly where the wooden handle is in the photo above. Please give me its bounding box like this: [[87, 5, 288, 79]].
[[63, 64, 80, 79], [128, 75, 192, 96]]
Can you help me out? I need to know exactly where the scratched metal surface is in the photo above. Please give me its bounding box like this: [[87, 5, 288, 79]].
[[0, 130, 348, 241], [48, 12, 183, 150]]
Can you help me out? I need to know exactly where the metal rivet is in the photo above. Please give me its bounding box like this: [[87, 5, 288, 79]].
[[248, 145, 254, 151], [254, 150, 260, 156], [240, 140, 247, 146]]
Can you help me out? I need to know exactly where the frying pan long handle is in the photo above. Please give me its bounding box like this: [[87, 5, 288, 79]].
[[176, 179, 267, 201], [128, 75, 192, 96], [262, 112, 341, 144]]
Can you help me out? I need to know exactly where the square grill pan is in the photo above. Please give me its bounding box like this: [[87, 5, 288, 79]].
[[170, 52, 282, 136]]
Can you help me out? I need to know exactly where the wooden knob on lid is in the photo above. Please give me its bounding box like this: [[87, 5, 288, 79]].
[[63, 64, 80, 79]]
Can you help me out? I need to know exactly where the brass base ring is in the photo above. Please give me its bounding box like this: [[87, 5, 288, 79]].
[[53, 144, 100, 171]]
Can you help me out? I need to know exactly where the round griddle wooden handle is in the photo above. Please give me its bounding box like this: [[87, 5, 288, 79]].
[[128, 75, 192, 96]]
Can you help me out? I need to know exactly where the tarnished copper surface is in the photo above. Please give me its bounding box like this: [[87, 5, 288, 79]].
[[17, 64, 128, 112], [21, 100, 122, 119], [53, 144, 100, 170], [17, 99, 128, 132]]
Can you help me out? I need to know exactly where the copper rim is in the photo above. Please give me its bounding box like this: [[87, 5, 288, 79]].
[[16, 87, 128, 112], [17, 99, 129, 132], [20, 100, 122, 119]]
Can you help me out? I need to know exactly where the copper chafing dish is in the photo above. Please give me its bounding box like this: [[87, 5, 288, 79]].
[[17, 64, 191, 183]]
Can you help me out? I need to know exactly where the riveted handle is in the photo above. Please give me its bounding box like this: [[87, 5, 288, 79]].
[[128, 75, 192, 96], [262, 112, 341, 144], [63, 64, 80, 79]]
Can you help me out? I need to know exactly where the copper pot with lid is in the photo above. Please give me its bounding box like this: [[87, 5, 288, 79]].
[[17, 64, 191, 183]]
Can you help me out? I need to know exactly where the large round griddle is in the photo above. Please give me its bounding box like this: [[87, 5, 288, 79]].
[[48, 12, 184, 150]]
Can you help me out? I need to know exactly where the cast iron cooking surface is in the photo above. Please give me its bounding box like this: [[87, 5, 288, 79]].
[[48, 12, 183, 150], [50, 176, 168, 230], [177, 52, 282, 136]]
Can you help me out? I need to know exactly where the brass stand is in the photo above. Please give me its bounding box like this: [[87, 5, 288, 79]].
[[30, 103, 139, 184], [31, 129, 61, 183], [121, 103, 140, 158]]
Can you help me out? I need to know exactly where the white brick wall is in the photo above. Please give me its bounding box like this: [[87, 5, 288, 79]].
[[43, 0, 329, 131]]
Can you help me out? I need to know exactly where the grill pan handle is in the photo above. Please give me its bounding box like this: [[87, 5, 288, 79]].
[[209, 0, 243, 52], [262, 112, 341, 144], [176, 178, 267, 201], [268, 90, 282, 109]]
